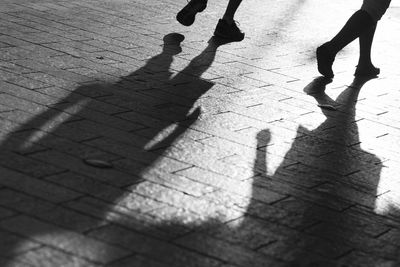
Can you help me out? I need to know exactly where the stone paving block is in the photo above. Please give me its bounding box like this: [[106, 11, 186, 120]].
[[53, 103, 143, 132], [340, 207, 391, 237], [0, 206, 16, 220], [0, 92, 48, 114], [1, 188, 99, 234], [260, 231, 352, 261], [30, 149, 136, 186], [0, 109, 59, 130], [0, 166, 80, 203], [87, 223, 175, 253], [10, 63, 81, 88], [126, 181, 215, 213], [0, 148, 65, 178], [312, 181, 378, 208], [108, 254, 167, 267], [16, 246, 101, 267], [174, 232, 286, 267], [0, 256, 32, 267], [0, 103, 15, 114], [1, 71, 50, 90], [0, 188, 55, 214], [0, 215, 131, 264], [176, 166, 249, 193], [337, 250, 397, 267], [0, 61, 33, 74], [305, 222, 399, 260], [21, 43, 66, 58], [135, 124, 212, 143], [64, 196, 190, 241], [84, 136, 164, 165], [114, 110, 169, 129], [0, 34, 33, 47], [30, 136, 120, 162], [143, 171, 216, 197], [13, 121, 100, 144], [99, 95, 195, 123], [0, 82, 60, 106], [44, 171, 126, 202], [24, 69, 94, 85], [244, 198, 321, 230], [33, 205, 103, 233], [0, 230, 42, 257]]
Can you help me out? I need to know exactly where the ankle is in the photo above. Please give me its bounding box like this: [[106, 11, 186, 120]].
[[222, 16, 234, 25], [357, 62, 376, 69]]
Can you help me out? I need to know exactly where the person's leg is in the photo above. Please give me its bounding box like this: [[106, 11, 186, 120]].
[[355, 0, 391, 76], [214, 0, 244, 41], [326, 10, 375, 55], [176, 0, 208, 26], [317, 10, 375, 78], [356, 23, 380, 76], [222, 0, 242, 23], [317, 0, 391, 78]]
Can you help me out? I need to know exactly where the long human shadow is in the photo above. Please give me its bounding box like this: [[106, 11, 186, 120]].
[[133, 76, 384, 267], [121, 76, 383, 267], [244, 76, 384, 265], [0, 33, 229, 265]]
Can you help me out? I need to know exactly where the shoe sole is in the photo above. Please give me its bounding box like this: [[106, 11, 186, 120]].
[[213, 30, 244, 42]]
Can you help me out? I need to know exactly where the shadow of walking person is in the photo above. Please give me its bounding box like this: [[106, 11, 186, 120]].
[[244, 76, 384, 266], [182, 76, 385, 267], [145, 76, 385, 267], [0, 33, 230, 266]]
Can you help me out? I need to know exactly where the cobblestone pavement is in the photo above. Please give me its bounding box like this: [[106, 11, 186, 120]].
[[1, 0, 400, 266]]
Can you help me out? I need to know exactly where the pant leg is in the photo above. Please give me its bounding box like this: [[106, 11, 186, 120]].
[[361, 0, 391, 21]]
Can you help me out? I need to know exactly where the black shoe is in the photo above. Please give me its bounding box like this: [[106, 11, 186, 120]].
[[354, 66, 380, 77], [176, 0, 207, 26], [316, 43, 335, 78], [213, 19, 245, 41]]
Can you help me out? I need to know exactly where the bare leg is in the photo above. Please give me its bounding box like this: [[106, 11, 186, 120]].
[[328, 10, 375, 54], [222, 0, 242, 23], [356, 23, 380, 76], [317, 10, 375, 78]]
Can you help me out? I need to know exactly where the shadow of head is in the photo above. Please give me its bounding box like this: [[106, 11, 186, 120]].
[[256, 129, 271, 148], [162, 33, 185, 54]]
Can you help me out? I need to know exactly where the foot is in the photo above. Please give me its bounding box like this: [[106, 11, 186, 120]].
[[176, 0, 207, 26], [213, 19, 245, 41], [316, 43, 335, 78], [354, 64, 380, 77]]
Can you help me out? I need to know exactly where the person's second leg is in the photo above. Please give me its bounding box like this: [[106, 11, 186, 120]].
[[317, 10, 375, 78], [214, 0, 244, 41], [326, 10, 375, 55], [317, 0, 391, 78], [176, 0, 208, 26], [222, 0, 242, 23], [355, 23, 380, 76]]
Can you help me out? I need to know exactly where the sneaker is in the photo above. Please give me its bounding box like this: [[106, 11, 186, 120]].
[[213, 19, 245, 41], [176, 0, 207, 26]]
